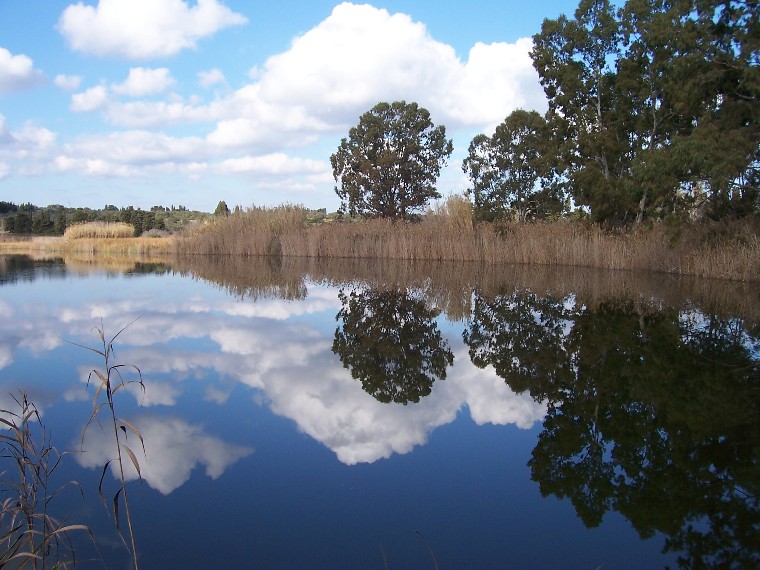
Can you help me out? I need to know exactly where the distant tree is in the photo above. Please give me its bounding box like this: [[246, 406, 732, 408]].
[[53, 211, 67, 235], [331, 101, 453, 220], [31, 210, 54, 235], [0, 201, 17, 214], [214, 200, 230, 217]]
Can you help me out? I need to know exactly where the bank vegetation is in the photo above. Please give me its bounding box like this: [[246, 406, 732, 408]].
[[173, 204, 759, 282]]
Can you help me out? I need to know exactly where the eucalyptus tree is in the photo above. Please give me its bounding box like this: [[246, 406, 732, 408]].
[[532, 0, 631, 223], [462, 110, 563, 222], [331, 101, 453, 220]]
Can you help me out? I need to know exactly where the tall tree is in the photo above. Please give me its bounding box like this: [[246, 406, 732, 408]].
[[331, 101, 453, 220], [532, 0, 629, 223], [463, 110, 563, 222]]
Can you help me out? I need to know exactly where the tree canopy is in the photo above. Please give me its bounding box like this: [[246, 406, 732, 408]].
[[463, 109, 565, 222], [529, 0, 759, 224], [331, 101, 453, 220]]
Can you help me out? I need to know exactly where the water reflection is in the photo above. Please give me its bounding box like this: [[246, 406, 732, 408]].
[[464, 284, 760, 568], [333, 288, 454, 404], [75, 415, 253, 495], [0, 254, 758, 567]]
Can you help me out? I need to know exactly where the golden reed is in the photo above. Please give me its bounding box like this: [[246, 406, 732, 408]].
[[175, 208, 760, 282]]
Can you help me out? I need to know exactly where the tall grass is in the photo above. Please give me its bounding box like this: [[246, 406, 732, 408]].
[[0, 393, 89, 568], [71, 322, 145, 570], [176, 206, 760, 282], [64, 222, 136, 240]]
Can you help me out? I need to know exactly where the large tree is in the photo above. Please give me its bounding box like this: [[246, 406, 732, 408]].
[[462, 109, 563, 222], [331, 101, 453, 220]]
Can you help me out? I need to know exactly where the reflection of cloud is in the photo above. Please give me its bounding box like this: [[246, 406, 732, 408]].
[[2, 273, 542, 467], [0, 345, 13, 370], [125, 380, 180, 407], [446, 346, 546, 429], [76, 416, 253, 495]]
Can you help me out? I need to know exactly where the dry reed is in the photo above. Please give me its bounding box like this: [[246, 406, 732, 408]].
[[176, 210, 760, 282], [65, 222, 136, 240]]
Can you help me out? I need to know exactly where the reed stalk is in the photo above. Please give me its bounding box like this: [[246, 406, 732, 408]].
[[0, 393, 90, 568], [71, 321, 145, 570]]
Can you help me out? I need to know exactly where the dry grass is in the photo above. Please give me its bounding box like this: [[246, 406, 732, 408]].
[[65, 222, 135, 240], [0, 235, 174, 258], [176, 209, 760, 282]]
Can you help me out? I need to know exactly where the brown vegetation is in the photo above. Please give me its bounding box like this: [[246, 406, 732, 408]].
[[64, 221, 136, 239], [0, 234, 174, 257], [175, 206, 760, 282]]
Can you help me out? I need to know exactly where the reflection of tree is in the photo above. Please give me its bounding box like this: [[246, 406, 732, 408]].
[[333, 288, 453, 404], [464, 292, 760, 568], [463, 289, 575, 398]]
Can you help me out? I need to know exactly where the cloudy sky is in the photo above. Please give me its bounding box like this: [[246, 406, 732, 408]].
[[0, 0, 579, 213]]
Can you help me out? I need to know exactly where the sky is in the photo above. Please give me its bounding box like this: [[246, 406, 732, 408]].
[[0, 0, 582, 213]]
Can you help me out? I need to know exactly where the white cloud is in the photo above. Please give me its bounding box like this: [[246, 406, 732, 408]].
[[12, 124, 57, 150], [0, 48, 45, 93], [57, 0, 248, 59], [112, 67, 175, 96], [71, 85, 109, 112], [198, 68, 225, 88], [54, 74, 82, 91], [76, 415, 253, 495], [204, 3, 544, 151], [216, 153, 328, 176]]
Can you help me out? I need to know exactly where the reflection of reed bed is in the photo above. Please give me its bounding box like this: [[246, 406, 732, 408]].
[[175, 255, 760, 324], [171, 254, 308, 301], [58, 251, 172, 274], [176, 215, 760, 282]]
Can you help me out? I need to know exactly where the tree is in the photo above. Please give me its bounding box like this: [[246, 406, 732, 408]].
[[463, 110, 563, 222], [532, 0, 628, 223], [331, 101, 453, 220], [214, 200, 230, 217]]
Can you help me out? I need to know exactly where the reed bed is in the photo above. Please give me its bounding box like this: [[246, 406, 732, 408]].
[[0, 235, 174, 257], [176, 211, 760, 282], [64, 221, 135, 239]]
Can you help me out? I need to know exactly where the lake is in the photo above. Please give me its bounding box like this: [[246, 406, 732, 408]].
[[0, 254, 758, 569]]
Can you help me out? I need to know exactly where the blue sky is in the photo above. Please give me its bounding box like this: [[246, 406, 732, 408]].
[[0, 0, 581, 213]]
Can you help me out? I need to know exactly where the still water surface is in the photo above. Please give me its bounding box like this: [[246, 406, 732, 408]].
[[0, 254, 758, 568]]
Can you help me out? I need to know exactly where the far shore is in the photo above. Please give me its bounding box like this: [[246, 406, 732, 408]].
[[1, 218, 758, 283]]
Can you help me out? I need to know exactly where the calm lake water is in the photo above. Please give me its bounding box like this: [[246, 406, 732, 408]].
[[0, 254, 758, 569]]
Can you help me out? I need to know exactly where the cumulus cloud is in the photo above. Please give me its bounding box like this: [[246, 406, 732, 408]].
[[54, 74, 82, 91], [198, 68, 225, 88], [216, 153, 328, 176], [76, 415, 253, 494], [70, 85, 109, 111], [204, 3, 544, 151], [0, 48, 45, 93], [112, 67, 175, 96], [57, 0, 248, 59]]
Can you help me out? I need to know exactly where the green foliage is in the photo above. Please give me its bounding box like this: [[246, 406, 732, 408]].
[[531, 0, 759, 224], [463, 110, 565, 222], [1, 202, 206, 236], [214, 200, 230, 217], [331, 101, 453, 220]]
